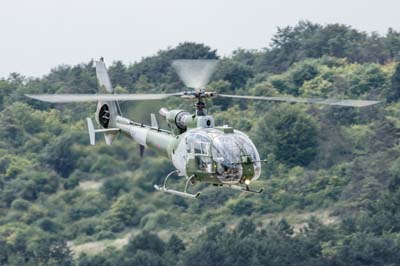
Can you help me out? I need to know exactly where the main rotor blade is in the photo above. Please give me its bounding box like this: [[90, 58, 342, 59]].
[[172, 59, 218, 91], [25, 93, 181, 103], [218, 94, 380, 107]]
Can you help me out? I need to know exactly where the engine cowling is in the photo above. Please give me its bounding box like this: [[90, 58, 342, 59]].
[[159, 108, 191, 133], [159, 108, 214, 133]]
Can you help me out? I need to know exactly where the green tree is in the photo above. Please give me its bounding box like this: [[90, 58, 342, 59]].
[[213, 60, 254, 89], [125, 250, 163, 266], [42, 132, 84, 177], [258, 21, 394, 73], [104, 194, 139, 232], [385, 28, 400, 59], [125, 231, 165, 256], [100, 176, 130, 199], [257, 105, 318, 166], [128, 42, 218, 86], [230, 199, 254, 216], [108, 60, 130, 89], [167, 234, 185, 255], [235, 218, 256, 237], [291, 62, 319, 87], [387, 62, 400, 102]]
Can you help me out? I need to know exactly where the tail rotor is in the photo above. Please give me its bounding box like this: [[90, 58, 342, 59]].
[[93, 58, 120, 145]]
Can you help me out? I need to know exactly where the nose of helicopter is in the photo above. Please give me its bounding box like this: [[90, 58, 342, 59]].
[[210, 131, 262, 184]]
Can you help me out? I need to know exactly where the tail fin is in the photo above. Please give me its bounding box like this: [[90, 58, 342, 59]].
[[94, 58, 121, 145], [96, 58, 114, 93]]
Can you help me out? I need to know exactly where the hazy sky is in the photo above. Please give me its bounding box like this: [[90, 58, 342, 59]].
[[1, 0, 399, 78]]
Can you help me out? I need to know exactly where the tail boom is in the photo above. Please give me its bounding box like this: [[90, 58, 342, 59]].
[[115, 116, 175, 157]]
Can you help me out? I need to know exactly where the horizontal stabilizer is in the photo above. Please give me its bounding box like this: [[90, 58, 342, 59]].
[[86, 117, 120, 145]]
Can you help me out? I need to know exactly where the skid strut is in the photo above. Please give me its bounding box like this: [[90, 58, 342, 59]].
[[154, 171, 201, 199]]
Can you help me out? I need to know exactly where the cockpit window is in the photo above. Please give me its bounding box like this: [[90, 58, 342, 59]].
[[186, 133, 211, 155], [206, 130, 258, 183], [232, 133, 259, 162], [211, 135, 241, 163], [210, 133, 259, 163], [233, 131, 261, 180]]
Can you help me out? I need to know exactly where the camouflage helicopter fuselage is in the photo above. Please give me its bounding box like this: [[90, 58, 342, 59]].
[[114, 109, 262, 188]]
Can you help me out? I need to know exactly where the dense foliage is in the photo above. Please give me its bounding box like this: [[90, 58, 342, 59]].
[[1, 22, 400, 265]]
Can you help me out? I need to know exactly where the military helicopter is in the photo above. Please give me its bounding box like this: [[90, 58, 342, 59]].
[[26, 58, 380, 198]]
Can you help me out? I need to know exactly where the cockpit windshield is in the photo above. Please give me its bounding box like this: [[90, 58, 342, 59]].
[[209, 130, 261, 183], [182, 128, 261, 184]]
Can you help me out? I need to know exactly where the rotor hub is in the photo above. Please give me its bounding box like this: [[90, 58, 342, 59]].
[[179, 90, 218, 116], [180, 90, 217, 100]]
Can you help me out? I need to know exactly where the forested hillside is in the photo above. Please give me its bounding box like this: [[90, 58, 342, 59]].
[[2, 21, 400, 265]]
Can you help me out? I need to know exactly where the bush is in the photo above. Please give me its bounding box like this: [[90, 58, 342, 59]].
[[73, 218, 101, 237], [125, 231, 165, 255], [230, 199, 254, 216], [36, 217, 63, 233], [103, 194, 139, 232], [68, 192, 108, 221], [140, 210, 178, 230], [100, 177, 130, 199], [63, 175, 80, 190], [124, 250, 163, 266], [11, 199, 30, 211], [95, 230, 116, 241]]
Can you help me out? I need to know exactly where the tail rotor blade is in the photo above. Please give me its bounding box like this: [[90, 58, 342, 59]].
[[172, 59, 218, 91]]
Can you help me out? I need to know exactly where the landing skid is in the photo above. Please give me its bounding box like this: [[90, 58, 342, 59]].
[[154, 170, 201, 199], [223, 184, 264, 194]]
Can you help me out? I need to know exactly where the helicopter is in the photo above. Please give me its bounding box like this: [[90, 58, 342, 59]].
[[26, 58, 380, 198]]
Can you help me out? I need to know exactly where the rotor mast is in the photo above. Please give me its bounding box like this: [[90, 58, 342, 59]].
[[195, 98, 206, 116], [193, 88, 208, 116]]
